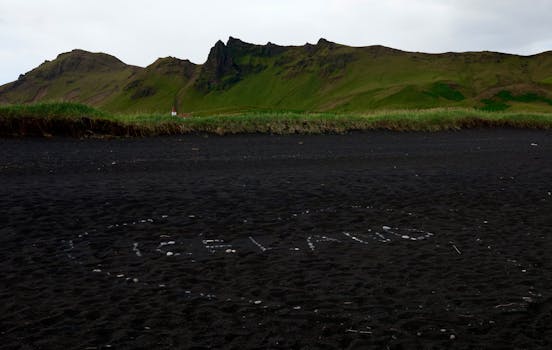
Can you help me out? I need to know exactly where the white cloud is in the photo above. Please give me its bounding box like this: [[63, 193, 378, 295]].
[[1, 0, 551, 84]]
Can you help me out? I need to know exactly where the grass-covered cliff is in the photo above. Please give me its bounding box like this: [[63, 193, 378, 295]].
[[1, 38, 552, 114]]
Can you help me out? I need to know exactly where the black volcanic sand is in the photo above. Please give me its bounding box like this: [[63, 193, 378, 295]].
[[1, 130, 552, 349]]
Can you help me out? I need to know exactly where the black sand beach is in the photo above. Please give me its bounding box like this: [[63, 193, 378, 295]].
[[1, 130, 551, 349]]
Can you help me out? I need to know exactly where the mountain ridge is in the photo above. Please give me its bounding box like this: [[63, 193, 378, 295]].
[[2, 38, 552, 114]]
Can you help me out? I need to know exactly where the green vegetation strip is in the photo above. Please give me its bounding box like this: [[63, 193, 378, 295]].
[[1, 103, 552, 137]]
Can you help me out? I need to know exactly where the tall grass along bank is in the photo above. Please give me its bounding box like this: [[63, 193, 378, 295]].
[[1, 103, 552, 137]]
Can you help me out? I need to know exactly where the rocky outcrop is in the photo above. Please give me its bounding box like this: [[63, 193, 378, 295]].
[[146, 57, 198, 79], [195, 37, 277, 91]]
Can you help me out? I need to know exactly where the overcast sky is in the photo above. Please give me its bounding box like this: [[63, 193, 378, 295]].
[[1, 0, 552, 84]]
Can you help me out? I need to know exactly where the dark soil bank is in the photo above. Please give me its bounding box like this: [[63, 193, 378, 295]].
[[1, 130, 551, 349]]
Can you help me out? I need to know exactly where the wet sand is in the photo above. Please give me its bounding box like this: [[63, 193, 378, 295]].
[[1, 130, 551, 349]]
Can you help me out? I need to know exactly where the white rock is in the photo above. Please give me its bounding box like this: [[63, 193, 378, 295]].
[[166, 252, 174, 256], [254, 300, 262, 305]]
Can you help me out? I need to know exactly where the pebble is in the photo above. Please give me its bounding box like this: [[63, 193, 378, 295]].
[[293, 306, 302, 310], [450, 334, 456, 340], [166, 252, 174, 256], [254, 300, 262, 305]]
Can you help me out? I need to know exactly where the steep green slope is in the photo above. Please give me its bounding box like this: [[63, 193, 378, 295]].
[[1, 38, 552, 114], [102, 57, 199, 113]]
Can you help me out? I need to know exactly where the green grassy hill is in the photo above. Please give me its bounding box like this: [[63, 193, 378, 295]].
[[1, 38, 552, 114]]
